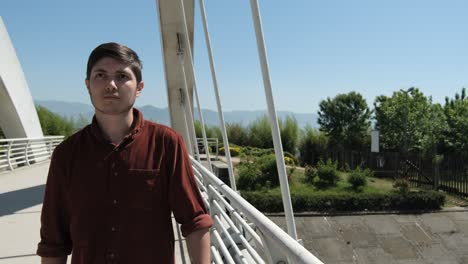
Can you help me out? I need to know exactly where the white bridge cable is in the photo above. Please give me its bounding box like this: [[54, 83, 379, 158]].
[[175, 0, 213, 172], [193, 84, 213, 171], [181, 103, 194, 156], [177, 44, 201, 162], [197, 0, 237, 190], [248, 0, 298, 241]]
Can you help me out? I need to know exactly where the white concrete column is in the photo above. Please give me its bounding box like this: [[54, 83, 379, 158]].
[[0, 17, 43, 139]]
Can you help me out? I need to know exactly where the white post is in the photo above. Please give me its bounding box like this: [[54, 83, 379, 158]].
[[197, 0, 237, 190], [178, 50, 201, 161], [176, 0, 213, 172], [248, 0, 298, 240], [6, 141, 13, 170]]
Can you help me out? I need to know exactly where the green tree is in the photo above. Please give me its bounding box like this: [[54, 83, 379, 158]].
[[443, 88, 468, 154], [279, 115, 299, 154], [374, 88, 445, 153], [298, 125, 329, 165], [226, 123, 248, 146], [247, 115, 273, 149], [36, 106, 75, 137], [194, 120, 215, 139], [318, 91, 371, 150]]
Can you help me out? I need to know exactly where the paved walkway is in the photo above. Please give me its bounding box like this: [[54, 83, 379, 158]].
[[0, 162, 190, 264], [270, 210, 468, 264]]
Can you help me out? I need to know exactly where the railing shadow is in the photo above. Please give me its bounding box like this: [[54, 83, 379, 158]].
[[0, 185, 45, 217]]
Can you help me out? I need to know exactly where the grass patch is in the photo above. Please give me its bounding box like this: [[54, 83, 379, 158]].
[[237, 164, 446, 212]]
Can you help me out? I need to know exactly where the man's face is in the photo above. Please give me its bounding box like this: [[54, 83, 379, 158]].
[[85, 57, 144, 115]]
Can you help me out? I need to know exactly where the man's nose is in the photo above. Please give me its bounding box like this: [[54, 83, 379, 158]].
[[105, 79, 118, 92]]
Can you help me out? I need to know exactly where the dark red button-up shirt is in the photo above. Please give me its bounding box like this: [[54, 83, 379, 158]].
[[37, 108, 212, 263]]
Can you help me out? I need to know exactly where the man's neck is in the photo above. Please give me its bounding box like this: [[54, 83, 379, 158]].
[[95, 109, 134, 145]]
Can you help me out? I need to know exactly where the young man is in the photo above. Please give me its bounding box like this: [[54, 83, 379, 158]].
[[37, 42, 212, 264]]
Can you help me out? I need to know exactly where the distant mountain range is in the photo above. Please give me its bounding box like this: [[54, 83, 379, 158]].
[[35, 100, 318, 128]]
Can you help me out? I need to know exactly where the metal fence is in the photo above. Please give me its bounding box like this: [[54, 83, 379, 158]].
[[324, 150, 468, 198], [190, 156, 323, 264], [0, 136, 64, 171]]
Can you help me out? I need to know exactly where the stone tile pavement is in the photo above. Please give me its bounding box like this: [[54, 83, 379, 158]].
[[270, 209, 468, 264]]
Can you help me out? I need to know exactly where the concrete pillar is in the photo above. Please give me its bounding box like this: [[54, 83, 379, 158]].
[[156, 0, 195, 149], [0, 17, 43, 139]]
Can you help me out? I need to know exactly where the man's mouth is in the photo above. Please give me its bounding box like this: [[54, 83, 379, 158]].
[[104, 95, 120, 99]]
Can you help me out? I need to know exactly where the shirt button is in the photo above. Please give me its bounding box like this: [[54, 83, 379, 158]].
[[111, 227, 116, 232], [113, 172, 118, 176], [108, 252, 115, 259], [113, 199, 118, 205]]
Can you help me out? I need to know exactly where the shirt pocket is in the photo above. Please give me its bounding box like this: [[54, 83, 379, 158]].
[[125, 169, 160, 211]]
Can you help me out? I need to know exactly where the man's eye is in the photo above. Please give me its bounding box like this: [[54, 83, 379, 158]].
[[95, 73, 105, 78], [118, 74, 128, 80]]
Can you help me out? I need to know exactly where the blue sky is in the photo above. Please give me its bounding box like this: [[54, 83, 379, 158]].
[[2, 0, 467, 113]]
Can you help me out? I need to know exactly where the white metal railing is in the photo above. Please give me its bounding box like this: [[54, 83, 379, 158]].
[[0, 136, 64, 171], [196, 137, 219, 160], [190, 156, 323, 264]]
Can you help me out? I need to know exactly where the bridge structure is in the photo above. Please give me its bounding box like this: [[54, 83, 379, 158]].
[[0, 0, 322, 263]]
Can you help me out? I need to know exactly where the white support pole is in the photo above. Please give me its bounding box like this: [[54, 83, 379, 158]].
[[177, 47, 201, 162], [248, 0, 298, 240], [198, 0, 237, 190], [193, 84, 213, 172], [181, 92, 194, 156], [176, 0, 213, 172]]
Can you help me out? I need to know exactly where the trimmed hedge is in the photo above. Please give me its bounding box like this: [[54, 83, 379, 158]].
[[241, 190, 445, 213]]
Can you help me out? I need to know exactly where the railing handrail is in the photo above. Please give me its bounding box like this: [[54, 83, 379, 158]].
[[0, 136, 64, 171], [0, 136, 64, 143], [190, 156, 323, 264]]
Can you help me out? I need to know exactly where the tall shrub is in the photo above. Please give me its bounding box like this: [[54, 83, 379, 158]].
[[298, 126, 329, 166]]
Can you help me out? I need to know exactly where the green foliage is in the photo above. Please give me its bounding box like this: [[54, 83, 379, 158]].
[[374, 88, 446, 153], [318, 91, 371, 150], [442, 88, 468, 154], [304, 165, 318, 183], [247, 115, 273, 149], [219, 145, 241, 157], [237, 153, 283, 190], [36, 106, 75, 137], [298, 126, 329, 165], [226, 123, 248, 146], [257, 154, 280, 187], [316, 159, 340, 187], [242, 190, 445, 212], [347, 167, 370, 191], [237, 161, 260, 191], [194, 120, 217, 139], [240, 146, 274, 157], [279, 115, 299, 154], [393, 179, 410, 195]]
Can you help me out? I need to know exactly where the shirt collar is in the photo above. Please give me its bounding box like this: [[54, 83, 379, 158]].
[[90, 108, 145, 144]]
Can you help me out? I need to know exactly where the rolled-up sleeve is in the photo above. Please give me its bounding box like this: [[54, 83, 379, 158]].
[[168, 134, 213, 237], [37, 144, 72, 257]]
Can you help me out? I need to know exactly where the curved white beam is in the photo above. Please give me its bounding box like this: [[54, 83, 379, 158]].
[[0, 17, 43, 139]]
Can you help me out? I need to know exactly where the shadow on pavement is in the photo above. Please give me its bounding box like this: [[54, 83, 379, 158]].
[[0, 185, 45, 217]]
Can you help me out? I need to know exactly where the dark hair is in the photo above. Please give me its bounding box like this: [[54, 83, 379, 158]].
[[86, 42, 143, 83]]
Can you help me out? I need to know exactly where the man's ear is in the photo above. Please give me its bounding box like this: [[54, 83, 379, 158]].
[[85, 79, 90, 91], [136, 81, 144, 97]]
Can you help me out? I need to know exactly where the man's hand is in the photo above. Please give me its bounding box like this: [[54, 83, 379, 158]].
[[41, 256, 67, 264], [186, 228, 210, 264]]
